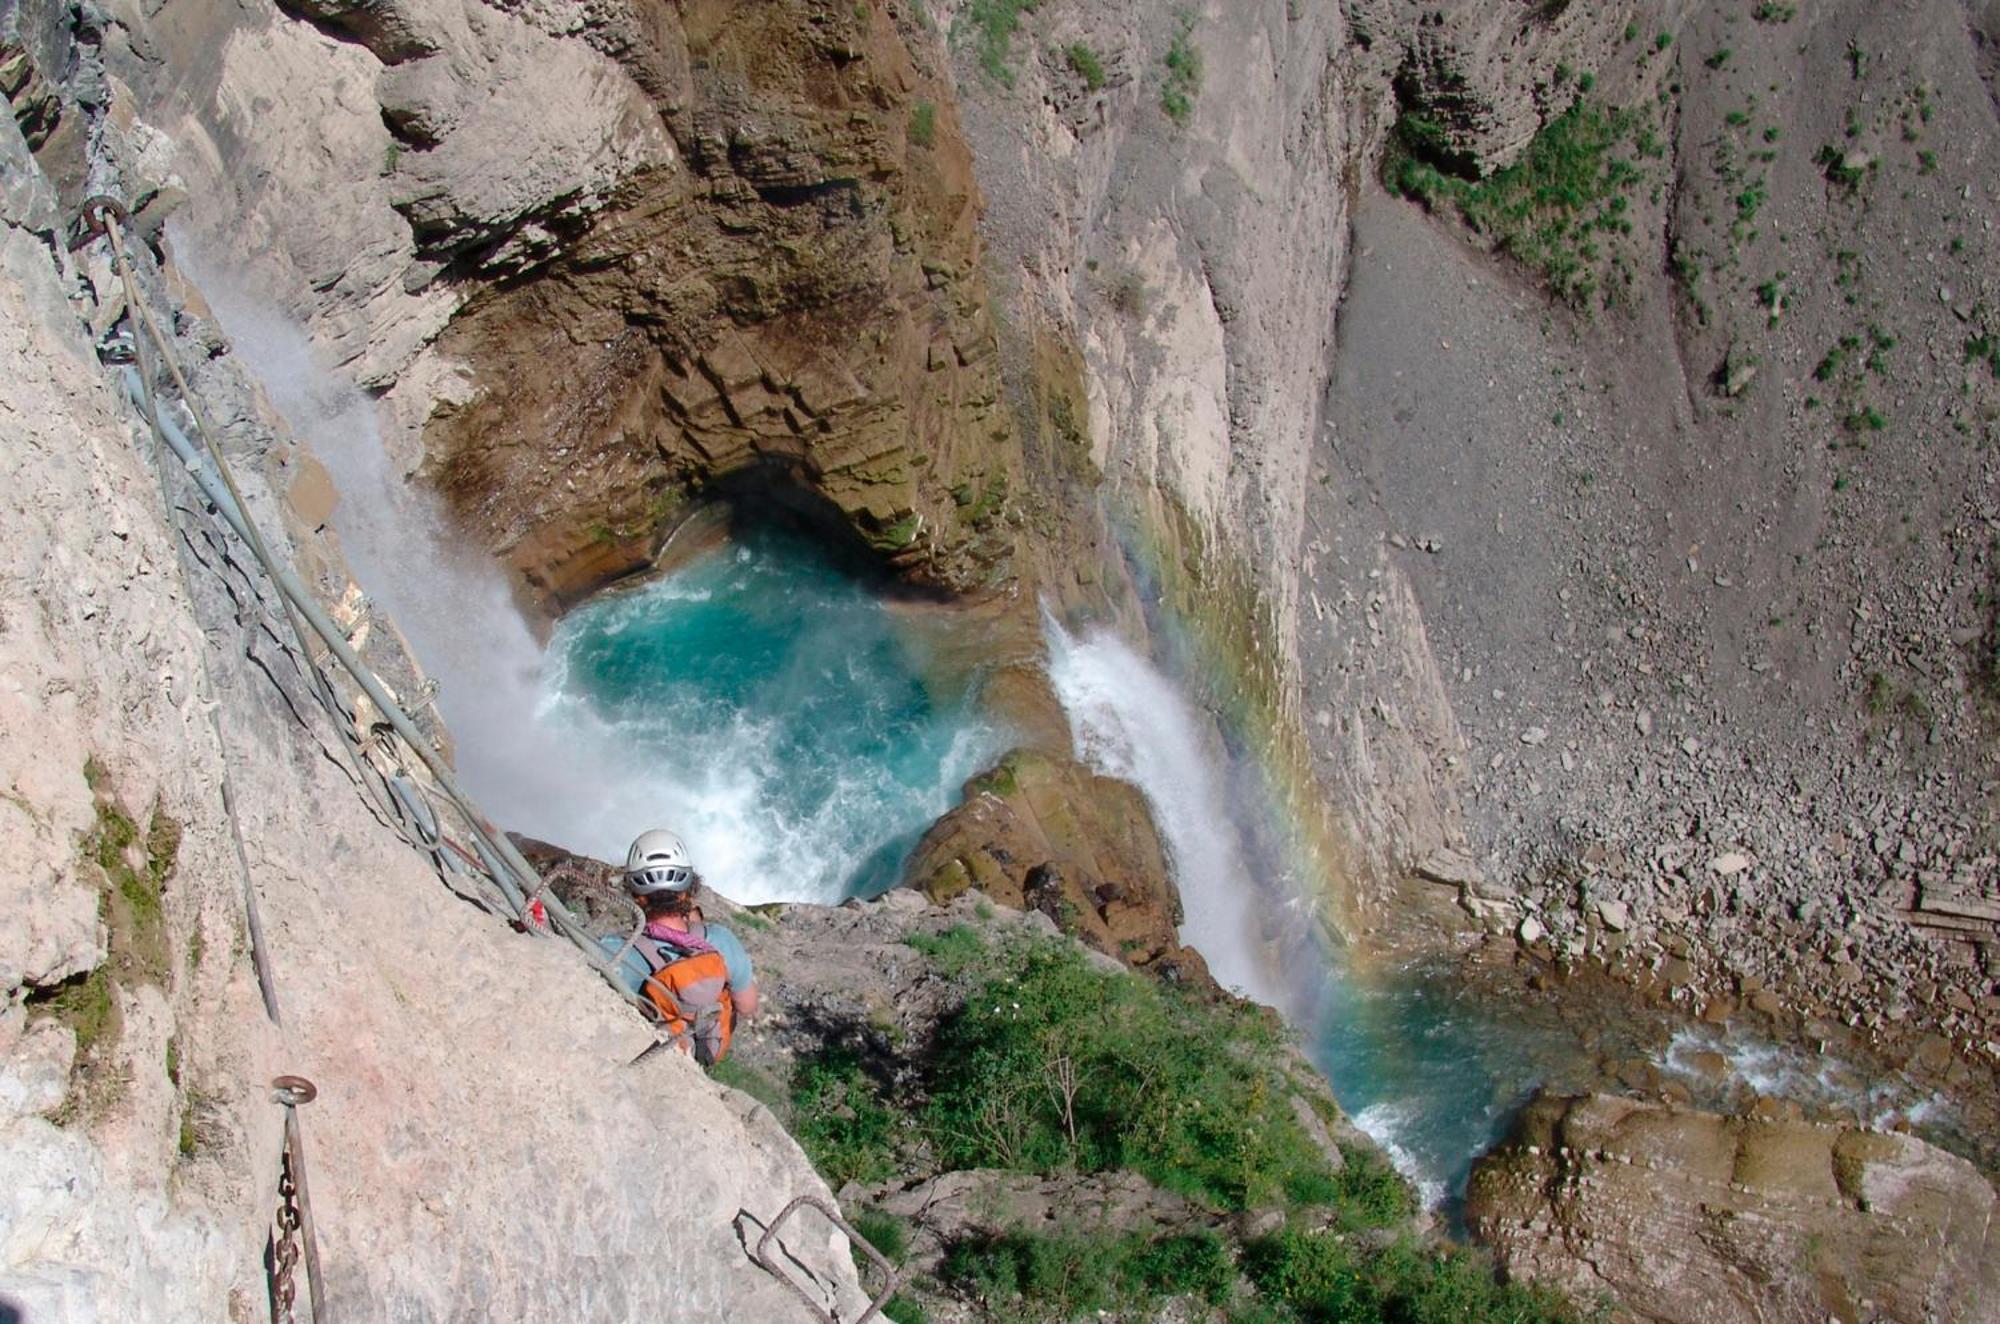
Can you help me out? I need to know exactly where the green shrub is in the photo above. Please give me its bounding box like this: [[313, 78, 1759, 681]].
[[789, 1049, 900, 1187], [943, 1225, 1235, 1317], [1386, 99, 1645, 306], [850, 1206, 910, 1266], [1244, 1227, 1586, 1324], [966, 0, 1040, 86], [1128, 1229, 1235, 1304], [882, 1295, 928, 1324], [710, 1057, 786, 1112], [1161, 22, 1201, 125], [1065, 42, 1106, 91], [909, 101, 937, 148], [1815, 143, 1868, 192], [1965, 332, 2000, 378], [31, 966, 114, 1056], [946, 1229, 1123, 1318], [1326, 1142, 1416, 1229], [924, 941, 1345, 1211], [904, 923, 988, 978]]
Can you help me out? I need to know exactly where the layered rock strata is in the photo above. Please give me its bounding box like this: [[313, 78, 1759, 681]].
[[418, 0, 1026, 608], [71, 0, 1022, 616], [1466, 1091, 2000, 1323]]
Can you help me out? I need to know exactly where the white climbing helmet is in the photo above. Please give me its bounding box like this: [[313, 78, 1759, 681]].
[[624, 829, 694, 896]]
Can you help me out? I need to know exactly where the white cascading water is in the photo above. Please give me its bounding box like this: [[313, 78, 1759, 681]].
[[1042, 613, 1293, 1010], [175, 242, 993, 902], [171, 243, 610, 835]]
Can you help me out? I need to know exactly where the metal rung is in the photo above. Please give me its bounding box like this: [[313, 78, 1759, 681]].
[[753, 1194, 898, 1324]]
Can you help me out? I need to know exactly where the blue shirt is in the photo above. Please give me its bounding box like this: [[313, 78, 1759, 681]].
[[599, 922, 754, 996]]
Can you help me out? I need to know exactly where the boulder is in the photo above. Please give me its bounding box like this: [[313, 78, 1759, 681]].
[[1466, 1091, 2000, 1323], [902, 748, 1206, 983]]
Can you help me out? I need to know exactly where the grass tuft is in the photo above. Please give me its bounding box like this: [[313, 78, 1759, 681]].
[[1065, 42, 1106, 91], [1160, 20, 1201, 125], [903, 923, 988, 978], [789, 1048, 901, 1187], [908, 101, 936, 148], [1386, 99, 1646, 306], [965, 0, 1039, 86]]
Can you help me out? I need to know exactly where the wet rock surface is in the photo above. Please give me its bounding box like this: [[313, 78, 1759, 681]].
[[903, 747, 1210, 985], [1466, 1090, 2000, 1324]]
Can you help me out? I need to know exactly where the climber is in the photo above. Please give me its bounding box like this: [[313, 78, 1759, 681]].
[[606, 829, 759, 1065]]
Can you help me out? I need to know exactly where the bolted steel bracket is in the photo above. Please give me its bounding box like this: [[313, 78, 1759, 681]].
[[69, 195, 132, 253], [753, 1194, 899, 1324], [271, 1075, 319, 1106]]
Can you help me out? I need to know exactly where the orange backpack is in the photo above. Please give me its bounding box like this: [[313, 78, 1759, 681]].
[[634, 930, 735, 1066]]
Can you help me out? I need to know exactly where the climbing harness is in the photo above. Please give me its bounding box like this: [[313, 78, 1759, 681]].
[[755, 1195, 901, 1324]]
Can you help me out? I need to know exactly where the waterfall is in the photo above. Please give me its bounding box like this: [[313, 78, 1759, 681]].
[[1042, 613, 1296, 1009], [173, 242, 999, 900], [169, 239, 618, 849]]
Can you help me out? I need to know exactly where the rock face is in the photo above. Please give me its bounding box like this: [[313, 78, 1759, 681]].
[[902, 748, 1209, 983], [938, 0, 1642, 935], [1465, 1091, 2000, 1324], [1349, 0, 1627, 173], [0, 100, 864, 1320], [92, 0, 1023, 614], [418, 0, 1024, 608]]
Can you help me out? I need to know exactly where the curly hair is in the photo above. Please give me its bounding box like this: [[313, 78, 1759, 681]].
[[640, 873, 703, 918]]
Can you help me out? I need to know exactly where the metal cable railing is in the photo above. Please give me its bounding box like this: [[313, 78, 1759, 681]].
[[78, 195, 887, 1323]]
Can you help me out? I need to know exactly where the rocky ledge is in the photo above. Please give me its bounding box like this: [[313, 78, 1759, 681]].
[[1466, 1090, 1998, 1323]]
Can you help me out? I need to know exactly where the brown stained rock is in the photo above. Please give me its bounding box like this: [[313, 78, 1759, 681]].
[[1466, 1091, 2000, 1324], [901, 748, 1207, 986], [420, 0, 1024, 613]]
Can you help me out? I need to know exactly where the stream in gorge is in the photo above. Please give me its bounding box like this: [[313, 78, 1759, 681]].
[[186, 249, 1959, 1216]]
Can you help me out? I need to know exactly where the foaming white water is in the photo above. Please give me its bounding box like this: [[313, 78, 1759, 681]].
[[1043, 614, 1288, 1007], [1658, 1026, 1954, 1132], [1352, 1102, 1447, 1210], [175, 244, 990, 902], [169, 239, 626, 844]]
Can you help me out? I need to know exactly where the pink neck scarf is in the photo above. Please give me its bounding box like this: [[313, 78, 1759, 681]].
[[645, 918, 715, 955]]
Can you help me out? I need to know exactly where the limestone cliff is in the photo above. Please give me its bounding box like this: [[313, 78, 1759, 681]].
[[90, 0, 1024, 615], [934, 0, 1648, 935], [0, 89, 864, 1321]]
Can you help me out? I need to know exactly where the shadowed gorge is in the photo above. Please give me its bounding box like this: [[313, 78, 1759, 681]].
[[3, 0, 1998, 1318]]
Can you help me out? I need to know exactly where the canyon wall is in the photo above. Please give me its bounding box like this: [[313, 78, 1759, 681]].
[[938, 0, 1643, 927], [60, 0, 1639, 927], [9, 0, 1999, 1313], [97, 0, 1024, 613], [0, 79, 863, 1319]]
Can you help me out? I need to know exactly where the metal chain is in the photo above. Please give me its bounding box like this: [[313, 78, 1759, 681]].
[[269, 1076, 326, 1324], [78, 197, 641, 1002], [270, 1146, 304, 1324]]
